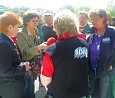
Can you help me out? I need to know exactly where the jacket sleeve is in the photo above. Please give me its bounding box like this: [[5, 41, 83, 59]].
[[17, 32, 40, 61], [0, 42, 12, 73], [111, 50, 115, 68], [110, 28, 115, 68], [108, 27, 115, 69]]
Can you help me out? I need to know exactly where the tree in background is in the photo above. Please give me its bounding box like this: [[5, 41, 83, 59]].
[[107, 0, 115, 17], [11, 7, 30, 17], [57, 5, 76, 13], [0, 1, 115, 17]]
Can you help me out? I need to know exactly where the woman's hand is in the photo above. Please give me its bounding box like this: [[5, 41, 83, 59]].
[[38, 42, 48, 51], [108, 65, 112, 71], [24, 62, 31, 71]]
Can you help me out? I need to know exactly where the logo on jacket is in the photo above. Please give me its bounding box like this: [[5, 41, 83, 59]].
[[74, 47, 88, 59], [102, 37, 110, 43]]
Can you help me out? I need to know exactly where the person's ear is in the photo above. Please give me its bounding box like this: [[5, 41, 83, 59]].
[[7, 25, 13, 31]]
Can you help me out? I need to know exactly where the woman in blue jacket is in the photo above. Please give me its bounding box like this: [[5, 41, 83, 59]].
[[87, 9, 115, 98]]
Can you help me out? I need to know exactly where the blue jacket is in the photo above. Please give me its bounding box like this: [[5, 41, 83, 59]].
[[0, 33, 25, 98], [88, 25, 115, 78], [46, 37, 89, 98]]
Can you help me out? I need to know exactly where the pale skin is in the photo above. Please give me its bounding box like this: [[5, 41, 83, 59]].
[[40, 75, 52, 87], [90, 14, 106, 35], [109, 65, 112, 71], [78, 14, 88, 26], [44, 15, 53, 27]]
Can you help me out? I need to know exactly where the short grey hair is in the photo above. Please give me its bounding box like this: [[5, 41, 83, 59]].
[[53, 10, 78, 35]]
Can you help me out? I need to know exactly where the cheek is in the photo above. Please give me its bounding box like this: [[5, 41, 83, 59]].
[[79, 19, 82, 22], [27, 22, 33, 26], [92, 19, 97, 23], [84, 19, 87, 22], [14, 28, 19, 33], [35, 22, 38, 25]]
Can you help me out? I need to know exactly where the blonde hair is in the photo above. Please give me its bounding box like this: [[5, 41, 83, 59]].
[[0, 12, 22, 32], [53, 10, 78, 35], [89, 9, 107, 24]]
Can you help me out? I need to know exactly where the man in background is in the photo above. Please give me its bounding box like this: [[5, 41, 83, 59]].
[[42, 10, 57, 42]]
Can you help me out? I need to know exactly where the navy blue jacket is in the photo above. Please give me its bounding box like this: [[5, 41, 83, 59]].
[[46, 37, 89, 98], [0, 33, 25, 98], [88, 25, 115, 78]]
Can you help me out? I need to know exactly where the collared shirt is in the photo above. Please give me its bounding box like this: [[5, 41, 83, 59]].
[[2, 33, 14, 43], [90, 32, 103, 70], [27, 28, 39, 45], [27, 29, 35, 35]]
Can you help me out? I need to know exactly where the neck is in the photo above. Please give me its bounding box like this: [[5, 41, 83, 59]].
[[57, 32, 77, 41], [46, 23, 52, 27], [5, 32, 12, 37], [79, 23, 87, 28], [59, 32, 77, 37], [96, 26, 106, 35], [27, 27, 35, 34]]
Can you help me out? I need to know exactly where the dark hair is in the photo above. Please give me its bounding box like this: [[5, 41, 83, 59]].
[[23, 10, 39, 26]]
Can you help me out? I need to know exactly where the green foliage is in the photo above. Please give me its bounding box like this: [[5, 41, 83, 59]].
[[106, 0, 115, 17], [0, 2, 115, 18], [0, 5, 10, 14], [36, 8, 45, 15], [0, 5, 45, 17], [57, 5, 76, 13], [75, 6, 91, 14], [11, 7, 30, 17]]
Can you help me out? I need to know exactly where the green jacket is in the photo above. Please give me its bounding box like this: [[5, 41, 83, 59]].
[[81, 23, 91, 36], [17, 27, 41, 61]]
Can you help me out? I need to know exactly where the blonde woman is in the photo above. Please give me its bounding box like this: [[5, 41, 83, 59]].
[[41, 10, 89, 98]]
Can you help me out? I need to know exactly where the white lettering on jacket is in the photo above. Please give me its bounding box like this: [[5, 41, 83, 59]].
[[74, 47, 88, 59]]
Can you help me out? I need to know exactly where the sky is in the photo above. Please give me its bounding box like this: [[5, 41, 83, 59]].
[[0, 0, 114, 11]]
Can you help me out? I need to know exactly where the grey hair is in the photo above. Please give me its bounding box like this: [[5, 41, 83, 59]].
[[53, 10, 78, 35]]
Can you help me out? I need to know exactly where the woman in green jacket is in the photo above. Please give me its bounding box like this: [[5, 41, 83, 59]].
[[17, 10, 47, 98]]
